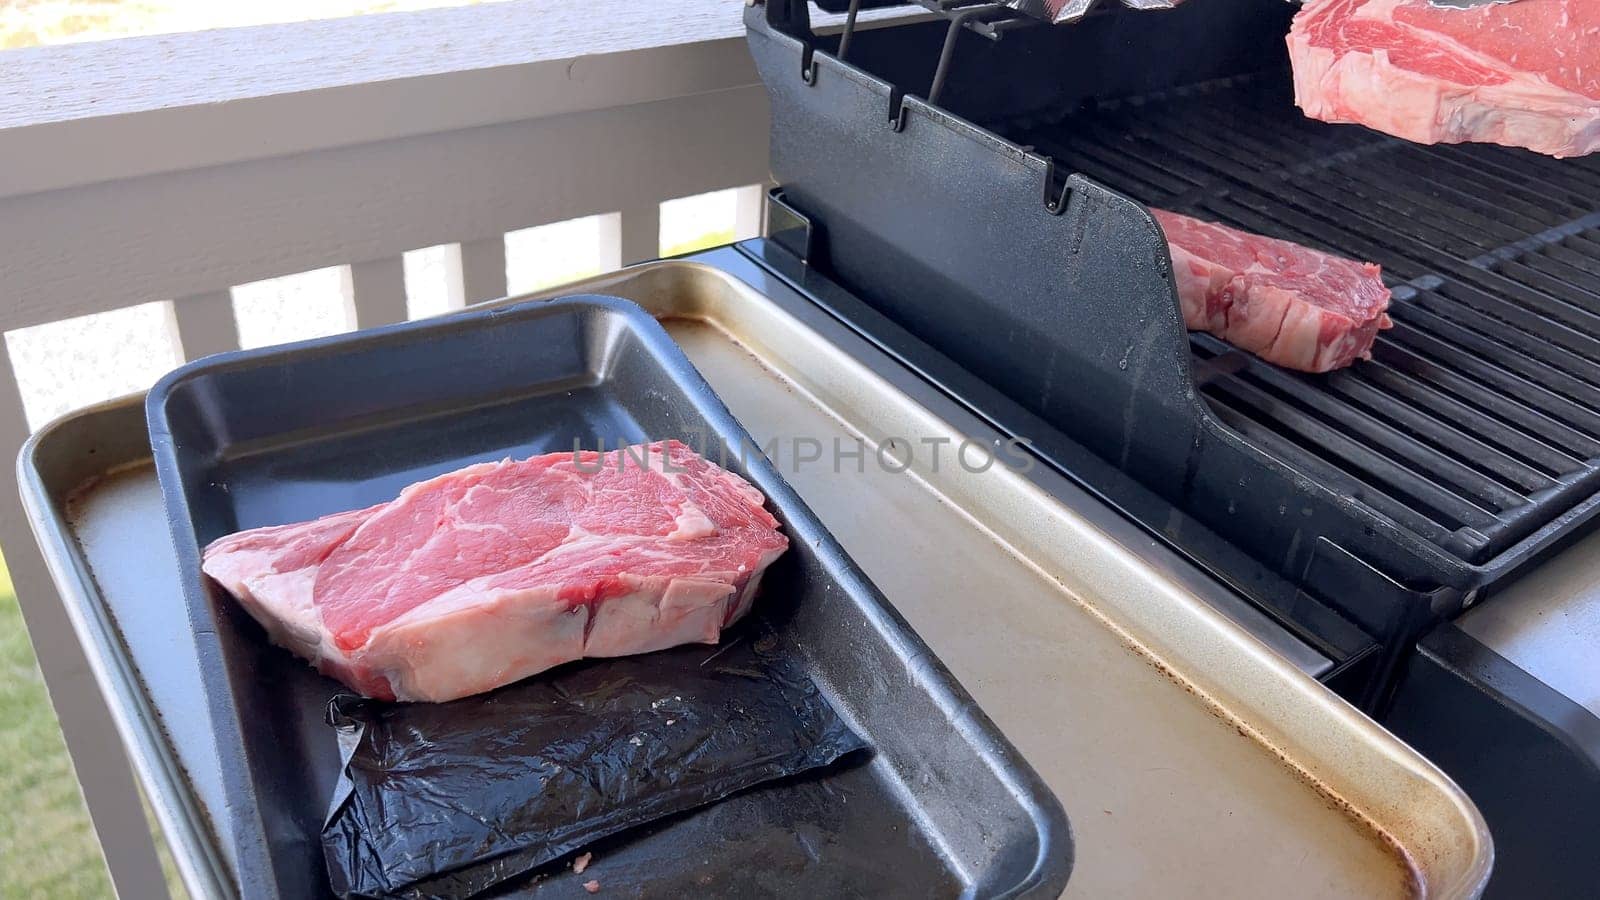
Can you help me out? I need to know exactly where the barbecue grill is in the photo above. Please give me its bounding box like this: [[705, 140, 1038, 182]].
[[746, 0, 1600, 894], [13, 2, 1593, 895]]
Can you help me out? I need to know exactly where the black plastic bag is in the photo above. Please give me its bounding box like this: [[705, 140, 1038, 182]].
[[321, 626, 868, 899]]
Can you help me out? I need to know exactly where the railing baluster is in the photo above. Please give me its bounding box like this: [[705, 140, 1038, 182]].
[[619, 205, 662, 267], [0, 342, 171, 898], [459, 237, 509, 304], [595, 212, 623, 272], [168, 290, 240, 360], [734, 184, 767, 242], [347, 257, 409, 329]]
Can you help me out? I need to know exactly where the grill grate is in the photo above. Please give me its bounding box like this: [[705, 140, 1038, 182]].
[[999, 78, 1600, 565]]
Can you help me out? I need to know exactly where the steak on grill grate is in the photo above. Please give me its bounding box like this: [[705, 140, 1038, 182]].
[[1288, 0, 1600, 158], [201, 440, 789, 702], [1154, 209, 1393, 373]]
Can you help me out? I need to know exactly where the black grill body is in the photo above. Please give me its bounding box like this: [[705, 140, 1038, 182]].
[[747, 2, 1600, 893], [750, 0, 1600, 706]]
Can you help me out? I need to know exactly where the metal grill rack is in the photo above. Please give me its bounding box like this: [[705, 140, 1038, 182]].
[[828, 0, 1044, 106], [908, 0, 1044, 36], [999, 77, 1600, 569]]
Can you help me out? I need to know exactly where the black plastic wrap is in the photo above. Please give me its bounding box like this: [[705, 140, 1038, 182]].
[[321, 626, 868, 899]]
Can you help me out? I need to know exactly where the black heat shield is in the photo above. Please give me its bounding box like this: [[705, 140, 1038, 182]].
[[747, 0, 1600, 707], [322, 624, 867, 899]]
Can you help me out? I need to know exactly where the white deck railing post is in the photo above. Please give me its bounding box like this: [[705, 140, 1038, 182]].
[[620, 205, 662, 267], [347, 257, 410, 330], [734, 183, 767, 242], [459, 237, 510, 306], [169, 290, 242, 360]]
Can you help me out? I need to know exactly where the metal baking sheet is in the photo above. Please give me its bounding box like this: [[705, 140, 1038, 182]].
[[136, 294, 1067, 898], [20, 250, 1491, 899]]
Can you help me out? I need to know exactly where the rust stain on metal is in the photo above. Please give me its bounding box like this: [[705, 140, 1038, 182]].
[[63, 457, 154, 526], [1066, 589, 1424, 899]]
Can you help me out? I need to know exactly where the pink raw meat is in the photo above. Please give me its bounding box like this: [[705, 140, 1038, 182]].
[[1153, 209, 1393, 373], [1288, 0, 1600, 158], [201, 440, 789, 702]]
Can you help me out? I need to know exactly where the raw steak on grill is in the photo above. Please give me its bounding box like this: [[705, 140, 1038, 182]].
[[201, 440, 789, 702], [1288, 0, 1600, 158], [1153, 209, 1393, 373]]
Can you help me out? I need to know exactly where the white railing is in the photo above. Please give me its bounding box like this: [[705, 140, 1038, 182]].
[[0, 2, 783, 894]]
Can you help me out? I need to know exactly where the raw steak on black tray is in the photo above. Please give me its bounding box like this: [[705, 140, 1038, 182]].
[[202, 440, 789, 702]]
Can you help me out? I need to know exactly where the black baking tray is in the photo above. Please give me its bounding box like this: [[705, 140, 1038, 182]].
[[145, 295, 1071, 899]]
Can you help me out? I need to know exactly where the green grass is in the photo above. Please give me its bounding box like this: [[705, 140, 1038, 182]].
[[0, 552, 115, 899], [663, 227, 737, 259]]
